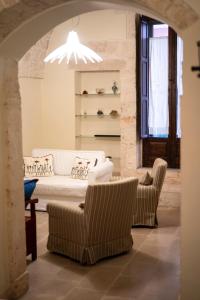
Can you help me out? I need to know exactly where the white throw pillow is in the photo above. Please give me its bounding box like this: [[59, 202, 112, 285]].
[[71, 157, 97, 180], [24, 154, 54, 177]]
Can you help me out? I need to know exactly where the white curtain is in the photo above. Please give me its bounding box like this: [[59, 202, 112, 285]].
[[177, 37, 183, 138], [148, 37, 169, 137]]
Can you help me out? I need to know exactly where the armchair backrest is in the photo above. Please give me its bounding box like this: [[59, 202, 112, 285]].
[[151, 158, 167, 195], [84, 178, 138, 244]]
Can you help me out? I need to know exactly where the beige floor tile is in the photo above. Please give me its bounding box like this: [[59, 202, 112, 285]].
[[21, 280, 75, 300], [31, 278, 76, 297], [91, 249, 136, 269], [106, 275, 145, 298], [56, 262, 91, 283], [62, 287, 103, 300], [20, 292, 61, 300], [140, 274, 180, 300], [20, 204, 180, 300], [101, 296, 133, 300], [79, 267, 122, 291], [122, 255, 160, 278]]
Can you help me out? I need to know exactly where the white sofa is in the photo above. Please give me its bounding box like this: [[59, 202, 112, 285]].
[[29, 148, 113, 210]]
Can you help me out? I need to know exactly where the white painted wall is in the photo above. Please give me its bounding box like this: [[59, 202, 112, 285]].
[[19, 10, 129, 153], [41, 65, 75, 149], [181, 19, 200, 300], [41, 10, 128, 150], [19, 78, 42, 155]]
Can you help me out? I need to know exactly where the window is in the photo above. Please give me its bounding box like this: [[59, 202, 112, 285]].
[[136, 15, 183, 168]]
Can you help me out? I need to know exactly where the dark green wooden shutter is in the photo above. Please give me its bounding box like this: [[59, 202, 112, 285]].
[[139, 16, 149, 137]]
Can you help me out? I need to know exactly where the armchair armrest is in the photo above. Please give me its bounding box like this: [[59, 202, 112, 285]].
[[47, 201, 84, 219], [137, 185, 158, 199], [88, 158, 113, 183], [47, 202, 86, 243]]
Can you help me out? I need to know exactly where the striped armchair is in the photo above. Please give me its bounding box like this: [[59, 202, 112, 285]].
[[133, 158, 167, 227], [47, 177, 138, 264]]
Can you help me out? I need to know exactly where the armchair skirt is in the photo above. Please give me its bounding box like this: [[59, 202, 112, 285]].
[[47, 178, 138, 264]]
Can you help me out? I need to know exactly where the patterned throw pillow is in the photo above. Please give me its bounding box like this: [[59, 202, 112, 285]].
[[24, 154, 54, 177], [139, 171, 153, 186], [71, 157, 97, 180], [79, 202, 85, 209]]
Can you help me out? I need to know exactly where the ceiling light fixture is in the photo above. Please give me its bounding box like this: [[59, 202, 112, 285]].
[[44, 31, 103, 64]]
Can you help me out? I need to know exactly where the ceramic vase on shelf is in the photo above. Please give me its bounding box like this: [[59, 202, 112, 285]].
[[97, 109, 104, 117], [112, 81, 118, 94]]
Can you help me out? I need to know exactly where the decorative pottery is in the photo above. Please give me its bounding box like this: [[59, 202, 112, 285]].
[[96, 88, 105, 94], [97, 109, 104, 116], [112, 81, 118, 94], [82, 90, 88, 94], [110, 110, 119, 117]]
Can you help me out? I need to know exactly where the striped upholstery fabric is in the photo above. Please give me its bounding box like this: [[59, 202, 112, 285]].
[[133, 158, 167, 227], [47, 177, 138, 264]]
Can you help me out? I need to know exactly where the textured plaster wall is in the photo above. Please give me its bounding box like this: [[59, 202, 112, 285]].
[[19, 32, 51, 79], [181, 18, 200, 300], [0, 0, 197, 54], [0, 0, 19, 12]]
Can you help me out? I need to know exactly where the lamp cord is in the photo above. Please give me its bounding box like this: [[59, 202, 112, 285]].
[[70, 16, 80, 31]]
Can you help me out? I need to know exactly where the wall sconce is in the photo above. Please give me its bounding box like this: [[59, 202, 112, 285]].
[[191, 41, 200, 78]]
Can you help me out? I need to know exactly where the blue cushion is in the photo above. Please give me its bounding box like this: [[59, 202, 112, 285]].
[[24, 179, 39, 200]]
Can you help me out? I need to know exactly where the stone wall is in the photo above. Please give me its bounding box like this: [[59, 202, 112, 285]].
[[0, 57, 28, 299], [19, 32, 51, 79], [0, 0, 197, 50]]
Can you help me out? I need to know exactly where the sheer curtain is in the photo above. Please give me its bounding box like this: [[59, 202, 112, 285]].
[[148, 37, 169, 137]]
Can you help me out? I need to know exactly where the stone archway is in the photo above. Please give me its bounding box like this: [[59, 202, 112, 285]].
[[0, 1, 199, 299], [0, 0, 198, 60]]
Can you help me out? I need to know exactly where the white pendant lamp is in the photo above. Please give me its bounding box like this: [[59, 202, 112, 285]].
[[44, 31, 103, 64]]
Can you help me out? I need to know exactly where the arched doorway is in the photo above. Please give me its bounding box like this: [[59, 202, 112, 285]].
[[0, 1, 199, 299]]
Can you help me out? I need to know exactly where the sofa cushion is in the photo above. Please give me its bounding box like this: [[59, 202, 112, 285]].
[[32, 149, 105, 176], [24, 154, 54, 177], [139, 171, 153, 186], [33, 176, 88, 198], [71, 156, 97, 180]]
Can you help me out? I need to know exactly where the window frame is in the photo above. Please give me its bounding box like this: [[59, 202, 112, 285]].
[[136, 15, 180, 168]]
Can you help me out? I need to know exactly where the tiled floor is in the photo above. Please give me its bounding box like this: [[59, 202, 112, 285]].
[[21, 203, 180, 300]]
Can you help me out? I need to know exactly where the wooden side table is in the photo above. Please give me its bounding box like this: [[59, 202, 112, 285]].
[[25, 198, 38, 261]]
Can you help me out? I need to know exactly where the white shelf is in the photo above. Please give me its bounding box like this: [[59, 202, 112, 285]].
[[75, 114, 120, 118], [77, 70, 120, 73], [76, 135, 121, 139], [75, 93, 120, 96], [75, 70, 121, 174]]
